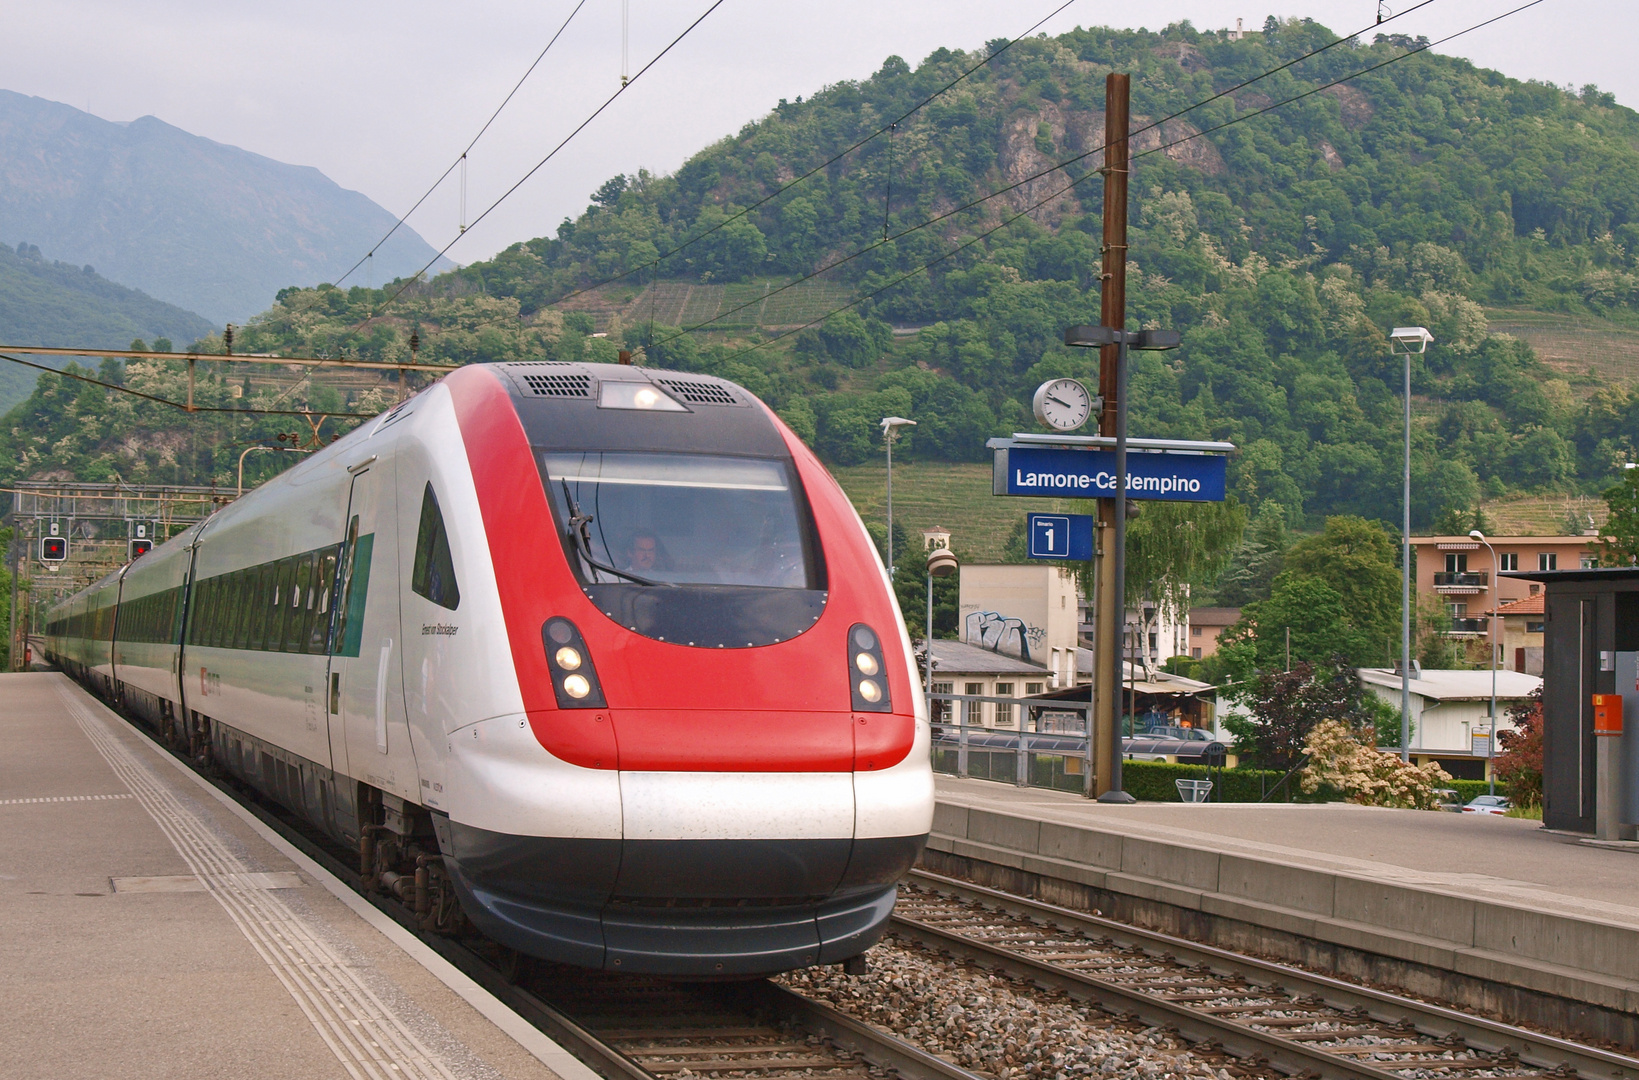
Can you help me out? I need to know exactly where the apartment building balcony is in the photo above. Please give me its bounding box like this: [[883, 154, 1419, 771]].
[[1446, 617, 1489, 635], [1433, 571, 1488, 594]]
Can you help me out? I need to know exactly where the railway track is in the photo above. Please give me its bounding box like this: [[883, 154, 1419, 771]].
[[175, 746, 983, 1080], [893, 869, 1639, 1080]]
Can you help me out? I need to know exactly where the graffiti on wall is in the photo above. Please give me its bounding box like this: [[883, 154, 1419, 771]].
[[965, 610, 1045, 662]]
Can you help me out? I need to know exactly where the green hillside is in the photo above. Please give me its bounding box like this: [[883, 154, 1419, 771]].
[[8, 19, 1639, 539], [0, 239, 216, 414]]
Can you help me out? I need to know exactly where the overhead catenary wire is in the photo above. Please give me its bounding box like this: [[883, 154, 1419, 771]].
[[370, 0, 728, 316], [694, 0, 1546, 367], [331, 0, 592, 289], [0, 352, 375, 419]]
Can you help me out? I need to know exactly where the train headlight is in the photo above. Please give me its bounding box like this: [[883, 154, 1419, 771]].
[[848, 623, 891, 713], [542, 617, 606, 709]]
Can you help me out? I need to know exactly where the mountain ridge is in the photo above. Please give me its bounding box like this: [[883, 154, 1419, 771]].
[[0, 89, 453, 324]]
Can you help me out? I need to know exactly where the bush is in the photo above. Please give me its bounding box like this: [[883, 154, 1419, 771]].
[[1121, 759, 1316, 802], [1300, 719, 1453, 809], [1496, 688, 1543, 806]]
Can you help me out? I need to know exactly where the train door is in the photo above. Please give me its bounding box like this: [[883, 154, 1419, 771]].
[[328, 455, 419, 801]]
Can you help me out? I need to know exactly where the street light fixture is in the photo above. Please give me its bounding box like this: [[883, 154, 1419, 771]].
[[926, 546, 959, 692], [1390, 326, 1433, 762], [1469, 529, 1500, 796], [1064, 324, 1182, 802], [880, 417, 916, 576]]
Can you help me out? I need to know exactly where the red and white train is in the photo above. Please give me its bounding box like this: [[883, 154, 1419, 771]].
[[44, 361, 933, 976]]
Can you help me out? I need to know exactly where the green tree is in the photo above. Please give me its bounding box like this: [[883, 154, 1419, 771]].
[[1598, 468, 1639, 566], [1226, 658, 1380, 772], [1280, 516, 1401, 664]]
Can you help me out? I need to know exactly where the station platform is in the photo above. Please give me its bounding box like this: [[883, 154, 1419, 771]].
[[927, 776, 1639, 1036], [0, 672, 596, 1080]]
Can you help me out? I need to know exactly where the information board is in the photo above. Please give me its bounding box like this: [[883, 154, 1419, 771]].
[[1000, 446, 1227, 502]]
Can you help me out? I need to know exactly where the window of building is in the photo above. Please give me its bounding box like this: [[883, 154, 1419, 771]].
[[1191, 625, 1202, 637], [1539, 552, 1558, 571], [1581, 555, 1598, 569], [1527, 620, 1545, 633], [963, 682, 983, 726], [1448, 602, 1467, 617], [994, 683, 1015, 726], [1025, 682, 1044, 696], [1529, 583, 1540, 595], [1445, 552, 1467, 573], [930, 682, 952, 724], [1192, 647, 1202, 659], [1500, 553, 1518, 571]]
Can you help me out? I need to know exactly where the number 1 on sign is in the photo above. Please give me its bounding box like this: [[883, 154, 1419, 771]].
[[1044, 526, 1054, 549]]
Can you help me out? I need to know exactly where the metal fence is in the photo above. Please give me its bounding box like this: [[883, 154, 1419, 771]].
[[927, 693, 1097, 797]]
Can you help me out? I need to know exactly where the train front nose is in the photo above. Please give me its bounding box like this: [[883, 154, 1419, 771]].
[[440, 762, 912, 975]]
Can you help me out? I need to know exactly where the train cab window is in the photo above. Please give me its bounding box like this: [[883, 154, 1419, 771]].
[[411, 484, 460, 610], [539, 450, 827, 648], [541, 452, 819, 589]]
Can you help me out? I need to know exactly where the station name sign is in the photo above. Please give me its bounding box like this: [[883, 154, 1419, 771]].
[[997, 445, 1227, 502]]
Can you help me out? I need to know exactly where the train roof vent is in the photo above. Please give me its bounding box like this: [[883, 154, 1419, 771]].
[[508, 360, 577, 366], [654, 377, 740, 406], [521, 372, 592, 398]]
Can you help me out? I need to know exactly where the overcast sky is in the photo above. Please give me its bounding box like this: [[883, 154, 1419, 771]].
[[5, 1, 1633, 275]]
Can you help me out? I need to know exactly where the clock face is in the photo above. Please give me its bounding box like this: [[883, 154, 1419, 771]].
[[1032, 378, 1092, 431]]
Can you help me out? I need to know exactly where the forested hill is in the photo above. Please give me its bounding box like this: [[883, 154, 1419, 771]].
[[0, 239, 216, 413], [9, 19, 1639, 531]]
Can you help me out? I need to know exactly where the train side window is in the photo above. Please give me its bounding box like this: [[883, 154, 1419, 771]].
[[411, 483, 461, 611], [308, 552, 334, 653], [272, 558, 296, 652], [229, 571, 249, 650], [251, 564, 272, 651]]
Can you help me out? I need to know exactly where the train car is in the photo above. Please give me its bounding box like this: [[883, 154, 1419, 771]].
[[43, 361, 934, 976]]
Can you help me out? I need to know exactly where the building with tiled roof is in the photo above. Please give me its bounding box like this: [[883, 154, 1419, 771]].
[[1491, 593, 1545, 675]]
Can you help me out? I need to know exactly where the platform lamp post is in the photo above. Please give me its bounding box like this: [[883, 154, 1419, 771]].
[[926, 546, 959, 692], [1390, 326, 1433, 762], [1469, 529, 1500, 796], [1064, 324, 1181, 802], [880, 417, 916, 576]]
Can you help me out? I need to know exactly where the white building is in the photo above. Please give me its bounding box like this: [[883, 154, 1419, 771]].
[[925, 639, 1051, 729], [1358, 667, 1541, 780], [958, 564, 1083, 688]]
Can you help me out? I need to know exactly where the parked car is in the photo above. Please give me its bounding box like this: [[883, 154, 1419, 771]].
[[1433, 788, 1462, 812], [1462, 794, 1511, 815]]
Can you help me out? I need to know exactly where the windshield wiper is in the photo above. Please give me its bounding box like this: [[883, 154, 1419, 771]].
[[559, 479, 672, 587]]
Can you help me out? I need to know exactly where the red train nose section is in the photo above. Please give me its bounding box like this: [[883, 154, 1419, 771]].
[[449, 364, 917, 775]]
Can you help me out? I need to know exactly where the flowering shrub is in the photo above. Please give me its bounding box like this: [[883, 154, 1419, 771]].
[[1300, 719, 1452, 809]]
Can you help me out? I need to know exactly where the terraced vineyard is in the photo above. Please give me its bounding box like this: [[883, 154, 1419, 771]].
[[829, 461, 1077, 563], [1486, 308, 1639, 390], [556, 278, 857, 332]]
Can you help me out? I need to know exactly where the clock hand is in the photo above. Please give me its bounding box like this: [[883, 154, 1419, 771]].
[[1048, 394, 1077, 408]]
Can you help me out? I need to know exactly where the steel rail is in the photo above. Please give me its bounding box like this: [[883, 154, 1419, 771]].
[[904, 869, 1639, 1080]]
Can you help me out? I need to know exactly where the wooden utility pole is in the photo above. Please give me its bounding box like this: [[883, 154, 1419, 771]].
[[1091, 73, 1131, 797]]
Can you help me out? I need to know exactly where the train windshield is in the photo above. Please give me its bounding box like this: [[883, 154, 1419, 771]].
[[541, 452, 820, 590]]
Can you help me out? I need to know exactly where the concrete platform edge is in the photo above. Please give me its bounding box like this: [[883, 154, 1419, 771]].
[[95, 689, 601, 1080], [925, 803, 1639, 1018]]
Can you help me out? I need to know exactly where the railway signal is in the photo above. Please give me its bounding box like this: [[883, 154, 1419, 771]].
[[41, 535, 67, 562], [129, 522, 153, 559]]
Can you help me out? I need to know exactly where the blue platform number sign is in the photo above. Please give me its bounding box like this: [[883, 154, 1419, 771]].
[[1028, 513, 1094, 561]]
